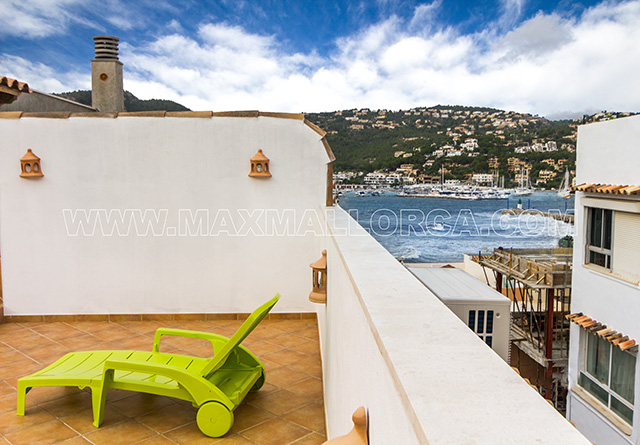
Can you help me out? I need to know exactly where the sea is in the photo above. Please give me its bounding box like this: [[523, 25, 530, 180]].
[[338, 191, 575, 263]]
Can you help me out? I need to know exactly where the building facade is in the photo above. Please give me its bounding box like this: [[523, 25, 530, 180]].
[[567, 115, 640, 444]]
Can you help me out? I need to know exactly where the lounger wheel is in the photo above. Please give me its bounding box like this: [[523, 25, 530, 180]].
[[196, 402, 234, 437], [251, 371, 266, 391]]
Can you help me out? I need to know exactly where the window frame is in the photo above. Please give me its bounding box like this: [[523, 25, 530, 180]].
[[579, 331, 636, 428], [585, 207, 613, 270]]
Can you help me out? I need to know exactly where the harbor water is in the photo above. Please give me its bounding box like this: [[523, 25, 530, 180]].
[[338, 191, 575, 263]]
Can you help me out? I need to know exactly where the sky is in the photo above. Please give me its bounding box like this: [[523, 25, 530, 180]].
[[1, 0, 639, 119]]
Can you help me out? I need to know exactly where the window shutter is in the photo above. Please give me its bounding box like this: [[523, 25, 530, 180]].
[[612, 211, 640, 281]]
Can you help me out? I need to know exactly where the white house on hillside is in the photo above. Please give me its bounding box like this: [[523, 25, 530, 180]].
[[567, 115, 640, 445]]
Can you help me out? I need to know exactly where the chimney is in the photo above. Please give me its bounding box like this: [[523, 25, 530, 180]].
[[91, 36, 125, 112]]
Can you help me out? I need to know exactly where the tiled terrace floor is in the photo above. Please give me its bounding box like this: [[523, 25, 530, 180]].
[[0, 317, 325, 444]]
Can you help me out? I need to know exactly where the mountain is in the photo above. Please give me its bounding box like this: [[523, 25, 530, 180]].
[[53, 90, 190, 112], [307, 105, 585, 188]]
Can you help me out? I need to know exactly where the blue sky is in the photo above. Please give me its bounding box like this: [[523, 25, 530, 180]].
[[1, 0, 639, 118]]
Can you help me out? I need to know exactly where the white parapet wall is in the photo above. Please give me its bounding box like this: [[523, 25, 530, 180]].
[[0, 112, 332, 315], [319, 206, 590, 444]]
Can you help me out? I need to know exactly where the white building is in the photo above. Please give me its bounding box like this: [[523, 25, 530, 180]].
[[460, 138, 478, 151], [472, 173, 494, 184], [567, 115, 640, 445], [364, 172, 387, 186]]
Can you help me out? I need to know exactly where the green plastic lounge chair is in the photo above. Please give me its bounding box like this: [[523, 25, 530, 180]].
[[16, 294, 280, 437]]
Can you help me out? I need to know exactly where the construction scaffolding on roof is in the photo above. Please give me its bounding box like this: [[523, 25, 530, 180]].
[[473, 247, 573, 412]]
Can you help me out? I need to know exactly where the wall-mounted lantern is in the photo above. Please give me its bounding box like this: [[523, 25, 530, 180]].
[[309, 250, 327, 304], [249, 149, 272, 178], [19, 149, 44, 178]]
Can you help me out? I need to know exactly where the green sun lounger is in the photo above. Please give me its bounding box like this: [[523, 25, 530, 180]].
[[17, 294, 280, 437]]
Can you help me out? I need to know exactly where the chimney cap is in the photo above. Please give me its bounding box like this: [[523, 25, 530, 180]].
[[92, 35, 120, 60]]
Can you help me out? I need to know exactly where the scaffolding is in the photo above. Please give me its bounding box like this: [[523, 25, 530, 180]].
[[473, 247, 572, 411]]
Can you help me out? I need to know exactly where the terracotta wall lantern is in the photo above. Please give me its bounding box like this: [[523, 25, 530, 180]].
[[309, 250, 327, 304], [19, 149, 44, 178], [248, 149, 271, 178]]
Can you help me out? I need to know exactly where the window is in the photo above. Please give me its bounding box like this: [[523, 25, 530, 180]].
[[579, 332, 636, 426], [468, 310, 495, 350], [586, 207, 613, 269]]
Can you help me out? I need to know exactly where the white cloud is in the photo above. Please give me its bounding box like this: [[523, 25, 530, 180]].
[[0, 0, 103, 37], [0, 54, 88, 92], [3, 0, 640, 118]]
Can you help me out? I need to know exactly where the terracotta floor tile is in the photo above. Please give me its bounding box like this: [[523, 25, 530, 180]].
[[57, 334, 104, 350], [0, 349, 31, 366], [266, 333, 309, 349], [135, 434, 175, 444], [295, 340, 320, 357], [40, 391, 93, 418], [241, 418, 310, 445], [163, 320, 213, 331], [113, 334, 154, 350], [262, 349, 307, 367], [291, 432, 327, 445], [21, 385, 81, 405], [283, 402, 325, 432], [163, 422, 219, 445], [0, 393, 18, 415], [245, 383, 279, 402], [91, 325, 136, 342], [66, 321, 112, 332], [245, 340, 284, 357], [0, 380, 16, 397], [114, 321, 166, 335], [20, 343, 72, 363], [285, 378, 323, 401], [247, 326, 287, 342], [248, 390, 309, 416], [266, 367, 309, 389], [212, 434, 256, 444], [59, 436, 92, 444], [30, 324, 83, 341], [0, 406, 56, 435], [230, 403, 275, 432], [2, 333, 50, 350], [181, 342, 215, 358], [0, 359, 42, 380], [288, 356, 322, 378], [261, 357, 285, 373], [0, 323, 30, 334], [294, 326, 319, 340], [61, 406, 127, 434], [267, 320, 302, 332], [83, 419, 156, 445], [137, 403, 197, 433], [3, 419, 77, 445], [110, 393, 175, 418]]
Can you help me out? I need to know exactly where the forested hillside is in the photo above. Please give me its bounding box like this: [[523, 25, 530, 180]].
[[54, 90, 189, 112]]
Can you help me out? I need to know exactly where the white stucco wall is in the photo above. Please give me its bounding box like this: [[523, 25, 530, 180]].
[[321, 207, 589, 444], [576, 115, 640, 185], [567, 116, 640, 444], [0, 114, 331, 315]]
